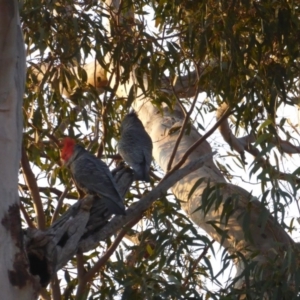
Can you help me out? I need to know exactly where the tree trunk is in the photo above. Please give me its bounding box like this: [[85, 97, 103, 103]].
[[27, 0, 297, 292], [0, 0, 37, 298], [99, 0, 295, 289]]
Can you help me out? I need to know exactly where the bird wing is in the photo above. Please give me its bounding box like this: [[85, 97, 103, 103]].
[[71, 153, 125, 215], [118, 128, 153, 181], [118, 131, 149, 164]]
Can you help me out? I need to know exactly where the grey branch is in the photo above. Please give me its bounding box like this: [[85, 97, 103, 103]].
[[80, 152, 215, 251], [217, 103, 300, 163], [23, 153, 213, 288]]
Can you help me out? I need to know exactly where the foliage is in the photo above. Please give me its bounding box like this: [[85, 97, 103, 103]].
[[19, 0, 300, 299]]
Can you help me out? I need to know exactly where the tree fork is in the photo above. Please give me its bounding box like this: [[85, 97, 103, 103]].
[[23, 154, 213, 288]]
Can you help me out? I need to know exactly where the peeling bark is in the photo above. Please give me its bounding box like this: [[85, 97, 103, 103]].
[[133, 100, 296, 289], [23, 155, 210, 286], [19, 0, 299, 295], [97, 1, 297, 292], [0, 0, 37, 298], [23, 166, 134, 286]]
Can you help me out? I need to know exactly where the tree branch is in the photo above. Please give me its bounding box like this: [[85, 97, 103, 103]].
[[182, 240, 215, 289], [23, 166, 134, 287], [50, 274, 61, 300], [217, 102, 300, 156], [79, 152, 215, 252], [216, 103, 247, 162], [75, 252, 87, 300], [76, 215, 142, 299], [19, 202, 35, 228], [19, 184, 77, 200], [23, 153, 214, 289], [51, 187, 70, 224], [160, 61, 220, 98], [21, 146, 46, 230], [217, 103, 300, 184], [164, 107, 231, 180], [167, 89, 200, 171]]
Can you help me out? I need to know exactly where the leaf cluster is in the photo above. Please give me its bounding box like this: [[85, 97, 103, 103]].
[[18, 0, 300, 298]]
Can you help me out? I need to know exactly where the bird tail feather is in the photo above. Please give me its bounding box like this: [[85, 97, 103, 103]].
[[103, 198, 126, 215]]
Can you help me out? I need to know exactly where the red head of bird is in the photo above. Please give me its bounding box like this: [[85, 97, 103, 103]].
[[60, 137, 76, 165]]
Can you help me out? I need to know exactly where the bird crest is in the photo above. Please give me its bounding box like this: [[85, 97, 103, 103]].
[[128, 109, 138, 117], [60, 137, 76, 163]]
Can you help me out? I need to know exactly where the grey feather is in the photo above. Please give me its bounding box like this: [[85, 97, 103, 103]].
[[118, 111, 152, 182], [69, 145, 126, 215]]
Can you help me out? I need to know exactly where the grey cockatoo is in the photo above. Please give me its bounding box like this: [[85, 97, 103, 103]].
[[61, 138, 126, 215], [118, 111, 153, 182]]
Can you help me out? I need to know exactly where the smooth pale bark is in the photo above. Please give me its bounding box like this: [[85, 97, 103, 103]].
[[99, 0, 295, 287], [31, 62, 108, 97], [120, 90, 294, 284], [25, 0, 296, 290], [0, 0, 37, 298]]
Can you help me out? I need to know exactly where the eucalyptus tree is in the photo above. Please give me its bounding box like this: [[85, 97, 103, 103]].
[[0, 0, 299, 299]]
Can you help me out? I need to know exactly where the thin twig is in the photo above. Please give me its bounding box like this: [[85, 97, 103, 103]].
[[21, 146, 46, 230], [77, 252, 85, 279], [50, 274, 61, 300], [104, 154, 122, 160], [51, 187, 70, 224], [182, 240, 215, 289], [80, 153, 214, 252], [76, 214, 142, 299], [164, 107, 232, 181], [97, 104, 108, 158], [39, 288, 51, 300], [19, 202, 35, 228], [87, 117, 100, 152], [19, 184, 77, 199], [85, 214, 141, 281], [96, 49, 120, 158], [44, 132, 60, 148], [76, 251, 87, 297], [167, 90, 200, 171]]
